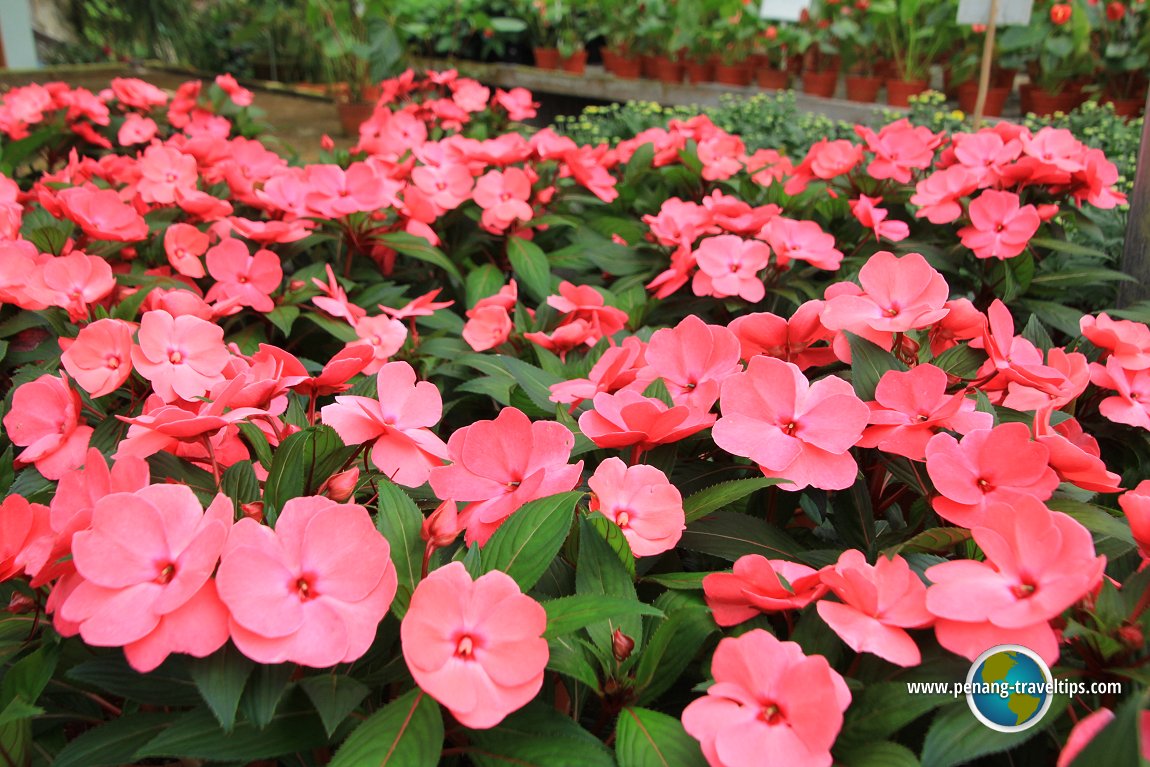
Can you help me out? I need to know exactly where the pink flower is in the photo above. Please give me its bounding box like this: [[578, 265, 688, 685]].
[[3, 374, 93, 480], [493, 87, 538, 121], [858, 364, 992, 461], [1118, 480, 1150, 559], [682, 630, 851, 767], [637, 315, 742, 411], [911, 166, 980, 224], [925, 423, 1061, 527], [132, 310, 231, 402], [728, 303, 837, 371], [60, 318, 135, 398], [215, 73, 253, 106], [546, 281, 628, 345], [110, 77, 169, 108], [760, 217, 843, 271], [713, 356, 868, 491], [217, 496, 397, 667], [58, 485, 232, 672], [588, 458, 684, 557], [473, 168, 534, 233], [204, 238, 282, 312], [0, 495, 51, 583], [1080, 313, 1150, 371], [163, 223, 209, 279], [1033, 410, 1121, 494], [401, 561, 547, 729], [463, 305, 513, 352], [820, 251, 949, 335], [849, 195, 909, 242], [137, 144, 198, 205], [523, 320, 597, 361], [430, 407, 583, 545], [321, 361, 449, 487], [117, 113, 158, 146], [349, 315, 408, 374], [816, 550, 933, 667], [1057, 708, 1116, 767], [703, 555, 826, 625], [411, 162, 475, 212], [958, 190, 1041, 260], [925, 497, 1104, 665], [784, 138, 863, 195], [549, 336, 647, 406], [855, 120, 940, 183], [40, 253, 116, 322], [692, 235, 771, 302], [579, 390, 716, 454]]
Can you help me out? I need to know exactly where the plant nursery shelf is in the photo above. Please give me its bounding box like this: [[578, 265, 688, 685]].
[[413, 57, 903, 123]]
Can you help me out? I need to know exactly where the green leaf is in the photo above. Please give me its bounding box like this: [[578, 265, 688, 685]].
[[616, 706, 707, 767], [931, 345, 987, 379], [587, 511, 636, 577], [376, 231, 462, 282], [577, 517, 643, 653], [542, 595, 663, 639], [238, 422, 275, 469], [481, 491, 581, 591], [299, 675, 371, 739], [920, 697, 1068, 767], [188, 647, 254, 732], [507, 237, 553, 302], [67, 656, 200, 707], [137, 705, 328, 762], [641, 572, 709, 590], [846, 332, 908, 400], [266, 305, 300, 336], [1, 645, 56, 704], [262, 425, 355, 524], [840, 681, 952, 744], [467, 703, 615, 767], [148, 453, 217, 505], [885, 527, 971, 556], [466, 263, 507, 307], [679, 511, 800, 561], [838, 740, 921, 767], [1068, 691, 1147, 767], [52, 713, 174, 767], [683, 477, 783, 523], [220, 460, 260, 514], [547, 634, 602, 688], [491, 354, 565, 413], [1047, 498, 1135, 553], [239, 663, 295, 730], [634, 607, 717, 706], [328, 689, 443, 767], [376, 479, 425, 618]]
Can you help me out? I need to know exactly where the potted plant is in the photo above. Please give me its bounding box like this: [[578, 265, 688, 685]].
[[873, 0, 955, 106], [755, 22, 796, 90], [947, 25, 1012, 116], [682, 3, 719, 83], [525, 0, 563, 69], [1087, 0, 1149, 116], [833, 0, 889, 103], [795, 3, 840, 98], [713, 4, 757, 86], [599, 0, 643, 77], [306, 0, 407, 136], [1000, 0, 1093, 115]]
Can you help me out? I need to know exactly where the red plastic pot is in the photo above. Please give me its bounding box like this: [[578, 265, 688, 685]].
[[756, 67, 789, 91], [886, 78, 929, 107], [802, 70, 839, 98], [534, 47, 560, 70], [845, 75, 883, 103]]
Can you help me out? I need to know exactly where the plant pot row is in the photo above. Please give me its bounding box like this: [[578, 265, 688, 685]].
[[533, 47, 588, 75]]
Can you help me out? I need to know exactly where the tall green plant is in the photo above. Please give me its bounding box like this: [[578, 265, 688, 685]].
[[874, 0, 957, 81]]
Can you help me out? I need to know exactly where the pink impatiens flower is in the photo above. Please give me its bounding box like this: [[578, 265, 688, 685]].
[[925, 497, 1105, 665], [588, 457, 684, 557], [429, 407, 583, 545], [637, 314, 742, 411], [958, 190, 1041, 260], [1080, 312, 1150, 371], [60, 318, 135, 398], [578, 390, 716, 455], [132, 309, 231, 402], [163, 223, 209, 278], [682, 629, 851, 767], [816, 550, 934, 667], [321, 361, 449, 488], [703, 555, 826, 626], [713, 356, 868, 491], [58, 485, 232, 672], [546, 281, 628, 346], [3, 374, 93, 480], [691, 235, 771, 302], [0, 495, 51, 583], [473, 168, 534, 233], [204, 238, 283, 312], [216, 496, 397, 667], [820, 251, 950, 336], [349, 314, 408, 374], [401, 561, 548, 729]]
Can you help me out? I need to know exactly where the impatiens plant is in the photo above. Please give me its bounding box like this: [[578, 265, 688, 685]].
[[1, 68, 1148, 767]]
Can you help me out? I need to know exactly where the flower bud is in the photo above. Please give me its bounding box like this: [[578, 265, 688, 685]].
[[421, 500, 461, 549], [241, 501, 264, 522], [6, 593, 35, 614], [1118, 623, 1144, 649], [320, 134, 335, 151], [612, 628, 635, 662], [321, 467, 360, 502]]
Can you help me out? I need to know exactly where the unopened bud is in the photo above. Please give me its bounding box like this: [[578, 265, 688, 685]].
[[421, 500, 461, 549], [6, 593, 35, 614], [320, 134, 335, 151], [241, 501, 264, 522], [612, 628, 635, 662], [1118, 623, 1144, 649], [321, 467, 360, 502]]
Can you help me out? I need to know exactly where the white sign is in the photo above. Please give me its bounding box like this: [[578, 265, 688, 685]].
[[956, 0, 1034, 25], [759, 0, 812, 23]]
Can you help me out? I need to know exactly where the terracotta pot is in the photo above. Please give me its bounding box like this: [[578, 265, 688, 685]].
[[1106, 97, 1145, 118], [561, 50, 588, 74], [845, 75, 883, 103], [1028, 87, 1080, 116], [756, 67, 789, 90], [601, 48, 618, 74], [956, 82, 1010, 116], [714, 62, 752, 87], [885, 78, 929, 107], [993, 67, 1017, 90], [802, 70, 839, 98], [685, 59, 714, 84], [613, 53, 643, 80], [336, 102, 373, 137], [650, 55, 684, 84], [534, 47, 560, 69]]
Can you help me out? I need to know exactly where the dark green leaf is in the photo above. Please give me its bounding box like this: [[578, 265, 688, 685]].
[[547, 634, 602, 688], [634, 607, 717, 706], [679, 511, 800, 561], [587, 512, 636, 577], [683, 477, 783, 523], [187, 647, 254, 733], [299, 675, 371, 739], [328, 689, 443, 767], [641, 572, 709, 590], [376, 231, 462, 282], [67, 656, 200, 706], [919, 697, 1068, 767], [1068, 691, 1147, 767], [467, 703, 615, 767], [491, 354, 565, 412], [377, 479, 425, 618], [838, 740, 921, 767], [266, 305, 300, 336], [52, 713, 174, 767], [931, 345, 987, 379], [263, 425, 354, 524], [239, 663, 295, 729], [507, 237, 553, 302], [840, 681, 952, 744], [220, 460, 260, 514], [137, 705, 327, 762], [466, 263, 507, 307], [846, 332, 908, 400], [616, 706, 707, 767], [542, 595, 663, 639], [577, 517, 643, 653], [481, 492, 581, 591], [885, 527, 971, 556]]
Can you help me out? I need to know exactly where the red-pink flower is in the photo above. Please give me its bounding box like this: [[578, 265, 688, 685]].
[[132, 309, 231, 402], [60, 318, 135, 398], [1057, 708, 1116, 767], [637, 315, 742, 411], [579, 390, 716, 453], [3, 374, 93, 480], [215, 73, 253, 106], [1081, 312, 1150, 371], [820, 251, 949, 336], [1118, 480, 1150, 559], [349, 314, 408, 374], [911, 166, 980, 224], [713, 356, 868, 491], [40, 253, 116, 322], [760, 217, 843, 271], [493, 87, 538, 121], [588, 458, 684, 557], [958, 190, 1041, 260], [925, 497, 1104, 665], [58, 485, 232, 672], [321, 361, 449, 487], [549, 336, 647, 406], [216, 496, 397, 667], [855, 120, 940, 183], [473, 168, 534, 233], [727, 303, 837, 371], [0, 495, 51, 583], [816, 550, 933, 667], [682, 630, 851, 767], [429, 407, 583, 545], [849, 195, 909, 242], [401, 561, 547, 729], [204, 238, 282, 312], [858, 364, 992, 461], [784, 138, 863, 195], [546, 281, 629, 345], [163, 223, 209, 278], [703, 555, 826, 625], [692, 235, 771, 302], [1034, 409, 1122, 494], [925, 423, 1061, 528], [137, 144, 198, 205]]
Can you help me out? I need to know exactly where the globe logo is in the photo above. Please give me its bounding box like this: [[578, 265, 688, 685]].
[[966, 644, 1054, 733]]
